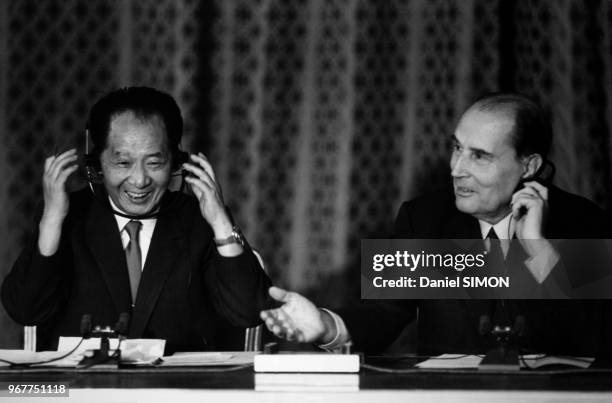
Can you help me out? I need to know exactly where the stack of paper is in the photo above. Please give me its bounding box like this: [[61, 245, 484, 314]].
[[159, 351, 257, 366], [415, 354, 483, 369]]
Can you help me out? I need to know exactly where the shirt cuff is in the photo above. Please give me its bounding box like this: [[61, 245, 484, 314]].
[[524, 242, 560, 284], [317, 308, 351, 352]]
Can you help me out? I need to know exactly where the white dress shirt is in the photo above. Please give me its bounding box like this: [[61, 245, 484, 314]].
[[108, 198, 157, 271], [479, 213, 514, 257]]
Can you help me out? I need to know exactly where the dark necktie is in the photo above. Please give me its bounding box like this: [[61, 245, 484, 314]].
[[487, 228, 512, 326], [125, 220, 142, 305], [486, 228, 504, 264]]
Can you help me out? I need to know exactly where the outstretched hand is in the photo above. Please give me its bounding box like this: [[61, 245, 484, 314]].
[[260, 286, 333, 343]]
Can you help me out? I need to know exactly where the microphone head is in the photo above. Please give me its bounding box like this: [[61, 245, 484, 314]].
[[513, 315, 527, 337], [478, 314, 492, 335], [80, 314, 92, 338], [114, 312, 130, 336]]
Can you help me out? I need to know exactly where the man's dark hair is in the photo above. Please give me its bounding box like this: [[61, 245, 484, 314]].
[[471, 92, 552, 158], [86, 86, 183, 160]]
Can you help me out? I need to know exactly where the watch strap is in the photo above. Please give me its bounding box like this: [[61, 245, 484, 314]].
[[214, 227, 245, 247]]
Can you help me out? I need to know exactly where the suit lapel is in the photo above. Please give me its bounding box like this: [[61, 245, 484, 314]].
[[85, 199, 132, 315], [507, 235, 528, 263], [129, 209, 184, 338], [444, 208, 495, 322], [444, 210, 481, 238], [445, 209, 482, 252]]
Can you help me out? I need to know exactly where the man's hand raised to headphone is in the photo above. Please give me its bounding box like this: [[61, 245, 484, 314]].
[[39, 148, 79, 256], [182, 153, 242, 257]]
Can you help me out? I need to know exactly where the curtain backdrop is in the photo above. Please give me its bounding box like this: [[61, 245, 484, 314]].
[[1, 0, 611, 347]]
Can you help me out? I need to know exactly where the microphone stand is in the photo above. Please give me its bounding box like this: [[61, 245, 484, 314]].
[[78, 314, 129, 368], [479, 325, 520, 370], [77, 326, 122, 368]]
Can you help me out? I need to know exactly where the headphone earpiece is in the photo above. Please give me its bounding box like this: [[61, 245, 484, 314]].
[[84, 153, 103, 183], [173, 150, 189, 171]]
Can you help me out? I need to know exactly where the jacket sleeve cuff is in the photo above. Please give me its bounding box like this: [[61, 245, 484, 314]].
[[318, 308, 351, 352], [524, 242, 560, 284]]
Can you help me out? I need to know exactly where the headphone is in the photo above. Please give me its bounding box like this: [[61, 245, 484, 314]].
[[83, 128, 191, 220], [83, 129, 189, 183], [515, 158, 556, 191]]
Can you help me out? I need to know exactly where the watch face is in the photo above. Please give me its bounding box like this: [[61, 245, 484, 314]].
[[231, 229, 245, 247], [232, 232, 244, 246]]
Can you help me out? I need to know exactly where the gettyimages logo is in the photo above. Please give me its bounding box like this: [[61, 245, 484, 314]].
[[361, 239, 612, 300], [372, 250, 486, 272]]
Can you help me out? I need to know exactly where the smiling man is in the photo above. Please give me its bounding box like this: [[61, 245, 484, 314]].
[[101, 112, 171, 215], [259, 92, 610, 356], [451, 107, 530, 223], [2, 87, 271, 352]]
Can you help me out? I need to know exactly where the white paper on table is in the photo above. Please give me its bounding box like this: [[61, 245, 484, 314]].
[[160, 351, 257, 366], [57, 337, 165, 365], [0, 349, 77, 366], [58, 337, 164, 356], [57, 336, 119, 353], [0, 338, 166, 367], [519, 354, 594, 369], [415, 354, 484, 369], [120, 339, 166, 364]]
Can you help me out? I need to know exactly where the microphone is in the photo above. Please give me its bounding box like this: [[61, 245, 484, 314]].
[[114, 312, 130, 337], [80, 314, 92, 339], [513, 315, 527, 337], [478, 314, 492, 336], [479, 315, 526, 371], [78, 312, 129, 368]]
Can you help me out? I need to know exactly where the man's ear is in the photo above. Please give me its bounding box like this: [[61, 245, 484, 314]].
[[521, 154, 543, 180]]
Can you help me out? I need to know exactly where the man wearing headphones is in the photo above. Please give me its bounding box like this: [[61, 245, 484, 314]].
[[2, 87, 271, 353]]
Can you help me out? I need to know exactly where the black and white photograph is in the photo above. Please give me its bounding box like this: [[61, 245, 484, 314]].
[[0, 1, 611, 402]]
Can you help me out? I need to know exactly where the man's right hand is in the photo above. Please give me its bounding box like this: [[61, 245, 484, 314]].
[[39, 148, 78, 256], [41, 149, 78, 222], [260, 286, 336, 344]]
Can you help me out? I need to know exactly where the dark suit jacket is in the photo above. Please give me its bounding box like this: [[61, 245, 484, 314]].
[[338, 186, 610, 356], [2, 189, 272, 353]]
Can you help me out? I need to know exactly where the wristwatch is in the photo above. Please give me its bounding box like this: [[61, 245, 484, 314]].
[[214, 226, 245, 247]]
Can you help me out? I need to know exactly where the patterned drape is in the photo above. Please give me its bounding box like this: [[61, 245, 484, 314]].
[[1, 0, 611, 347]]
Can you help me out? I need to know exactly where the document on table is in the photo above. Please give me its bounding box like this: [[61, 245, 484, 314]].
[[519, 355, 594, 369], [58, 336, 165, 365], [0, 337, 167, 367], [415, 354, 484, 369], [415, 354, 595, 369], [159, 351, 258, 366], [1, 339, 254, 367], [0, 349, 80, 367]]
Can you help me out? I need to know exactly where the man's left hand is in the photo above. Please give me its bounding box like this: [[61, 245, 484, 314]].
[[182, 153, 233, 237], [511, 180, 549, 256]]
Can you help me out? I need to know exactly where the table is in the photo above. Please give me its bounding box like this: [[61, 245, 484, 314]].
[[1, 355, 611, 403]]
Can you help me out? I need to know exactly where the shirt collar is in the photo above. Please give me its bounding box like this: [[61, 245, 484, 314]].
[[108, 197, 156, 232], [478, 213, 514, 240]]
